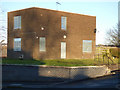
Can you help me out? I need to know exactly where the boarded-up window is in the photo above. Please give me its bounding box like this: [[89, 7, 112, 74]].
[[83, 40, 92, 53], [14, 16, 21, 29], [14, 38, 21, 51], [61, 42, 66, 59], [39, 37, 46, 51], [61, 16, 67, 30]]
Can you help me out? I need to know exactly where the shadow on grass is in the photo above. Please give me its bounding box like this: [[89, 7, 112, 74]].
[[2, 58, 45, 65], [2, 58, 97, 66]]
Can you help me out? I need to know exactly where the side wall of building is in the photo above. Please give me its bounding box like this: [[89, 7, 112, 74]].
[[7, 8, 35, 59], [8, 7, 96, 60], [32, 8, 96, 60]]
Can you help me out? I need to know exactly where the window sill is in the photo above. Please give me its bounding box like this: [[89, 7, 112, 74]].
[[61, 29, 67, 31], [83, 52, 92, 53], [40, 51, 46, 52], [14, 28, 21, 30]]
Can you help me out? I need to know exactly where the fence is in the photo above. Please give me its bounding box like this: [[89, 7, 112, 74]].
[[94, 46, 119, 66]]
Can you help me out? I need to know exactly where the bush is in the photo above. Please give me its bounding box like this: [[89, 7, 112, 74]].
[[119, 48, 120, 57], [109, 48, 119, 58]]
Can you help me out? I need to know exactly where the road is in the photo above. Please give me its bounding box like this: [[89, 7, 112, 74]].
[[53, 74, 119, 88], [2, 73, 120, 90]]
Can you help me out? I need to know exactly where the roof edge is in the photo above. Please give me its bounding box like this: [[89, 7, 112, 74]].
[[8, 7, 96, 17]]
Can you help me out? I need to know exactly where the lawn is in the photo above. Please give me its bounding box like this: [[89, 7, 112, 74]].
[[2, 58, 99, 66], [2, 58, 119, 66]]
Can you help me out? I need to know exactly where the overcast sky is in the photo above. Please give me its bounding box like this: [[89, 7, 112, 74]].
[[0, 0, 118, 45]]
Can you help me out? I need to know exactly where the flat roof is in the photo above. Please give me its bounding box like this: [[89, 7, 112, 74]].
[[8, 7, 96, 17]]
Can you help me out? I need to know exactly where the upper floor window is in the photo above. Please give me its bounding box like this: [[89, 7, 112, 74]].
[[14, 16, 21, 29], [61, 16, 67, 30], [83, 40, 92, 53], [14, 38, 21, 51]]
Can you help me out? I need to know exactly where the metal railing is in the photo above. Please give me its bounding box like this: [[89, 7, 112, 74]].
[[94, 46, 117, 66]]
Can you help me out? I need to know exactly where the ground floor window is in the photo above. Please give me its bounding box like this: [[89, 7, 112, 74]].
[[14, 38, 21, 51], [39, 37, 46, 52], [83, 40, 92, 53]]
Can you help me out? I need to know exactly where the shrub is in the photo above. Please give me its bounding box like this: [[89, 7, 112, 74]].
[[109, 48, 119, 58]]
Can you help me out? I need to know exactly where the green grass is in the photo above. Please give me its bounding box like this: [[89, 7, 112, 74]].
[[2, 52, 119, 66], [2, 58, 45, 65], [43, 59, 97, 66], [2, 58, 105, 66]]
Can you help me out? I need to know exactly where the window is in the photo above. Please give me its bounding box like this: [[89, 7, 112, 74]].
[[14, 16, 21, 29], [14, 38, 21, 51], [61, 42, 66, 59], [61, 16, 67, 30], [39, 37, 46, 51], [83, 40, 92, 53]]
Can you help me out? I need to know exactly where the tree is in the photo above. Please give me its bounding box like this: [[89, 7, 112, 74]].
[[106, 24, 120, 46], [0, 8, 7, 43]]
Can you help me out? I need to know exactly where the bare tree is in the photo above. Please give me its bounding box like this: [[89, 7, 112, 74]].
[[0, 8, 7, 43], [106, 24, 120, 46]]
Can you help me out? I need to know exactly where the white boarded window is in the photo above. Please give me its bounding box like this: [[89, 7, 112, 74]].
[[14, 16, 21, 29], [83, 40, 92, 53], [39, 37, 46, 51], [61, 42, 66, 59], [14, 38, 21, 51], [61, 16, 67, 30]]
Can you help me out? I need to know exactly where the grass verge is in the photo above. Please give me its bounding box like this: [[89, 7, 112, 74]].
[[2, 58, 99, 66], [2, 58, 119, 66]]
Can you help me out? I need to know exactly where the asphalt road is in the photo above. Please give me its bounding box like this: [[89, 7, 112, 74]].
[[53, 74, 120, 88], [2, 73, 120, 90]]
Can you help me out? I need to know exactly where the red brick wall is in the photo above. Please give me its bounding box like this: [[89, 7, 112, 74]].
[[7, 7, 96, 60]]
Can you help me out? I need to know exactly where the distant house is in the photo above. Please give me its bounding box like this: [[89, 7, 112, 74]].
[[7, 7, 96, 60]]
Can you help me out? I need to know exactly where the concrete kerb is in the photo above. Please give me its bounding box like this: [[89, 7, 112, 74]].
[[2, 64, 109, 68]]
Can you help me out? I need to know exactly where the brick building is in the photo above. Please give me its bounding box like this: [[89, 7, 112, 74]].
[[7, 7, 96, 60]]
